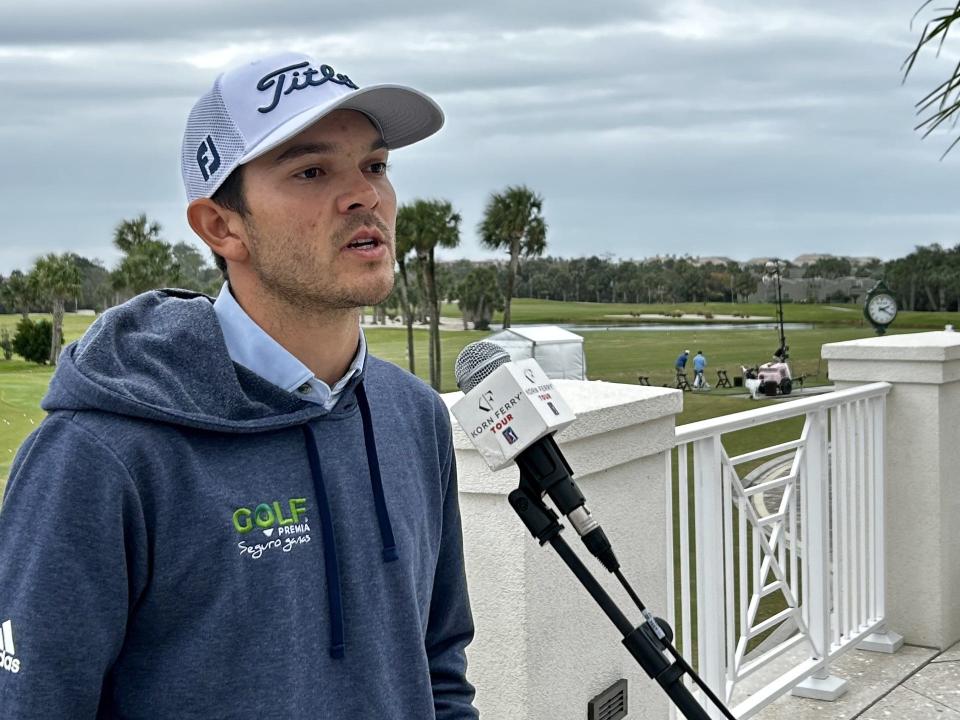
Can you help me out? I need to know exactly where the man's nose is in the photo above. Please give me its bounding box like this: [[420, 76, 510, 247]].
[[337, 171, 380, 214]]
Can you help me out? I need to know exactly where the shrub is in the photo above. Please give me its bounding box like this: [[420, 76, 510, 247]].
[[12, 318, 57, 364], [0, 329, 12, 360]]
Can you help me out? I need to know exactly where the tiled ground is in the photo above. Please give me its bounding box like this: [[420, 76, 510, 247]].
[[861, 643, 960, 719], [752, 642, 960, 720]]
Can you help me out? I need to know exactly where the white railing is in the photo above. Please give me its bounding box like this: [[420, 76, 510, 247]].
[[666, 382, 891, 718]]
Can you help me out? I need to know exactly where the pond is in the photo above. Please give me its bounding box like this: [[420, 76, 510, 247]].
[[501, 323, 815, 332]]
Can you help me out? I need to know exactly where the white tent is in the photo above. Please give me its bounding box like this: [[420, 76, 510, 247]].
[[487, 326, 587, 380]]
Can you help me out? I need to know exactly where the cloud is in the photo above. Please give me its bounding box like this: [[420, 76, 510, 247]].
[[1, 0, 958, 275]]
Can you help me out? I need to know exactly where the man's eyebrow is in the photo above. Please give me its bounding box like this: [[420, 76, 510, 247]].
[[273, 138, 388, 164]]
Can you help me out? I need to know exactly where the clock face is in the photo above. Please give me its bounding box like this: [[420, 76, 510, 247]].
[[867, 293, 898, 325]]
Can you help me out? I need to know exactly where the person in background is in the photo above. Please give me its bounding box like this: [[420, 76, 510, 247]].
[[693, 349, 708, 389], [675, 348, 690, 373]]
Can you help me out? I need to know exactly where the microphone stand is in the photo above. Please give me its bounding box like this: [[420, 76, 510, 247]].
[[508, 475, 737, 720]]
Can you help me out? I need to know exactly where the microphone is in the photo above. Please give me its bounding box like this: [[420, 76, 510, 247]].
[[451, 341, 620, 572]]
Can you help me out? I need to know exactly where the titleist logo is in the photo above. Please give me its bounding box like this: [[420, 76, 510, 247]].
[[256, 61, 359, 114]]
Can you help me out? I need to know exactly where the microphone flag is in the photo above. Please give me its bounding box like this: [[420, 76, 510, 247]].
[[450, 358, 576, 471]]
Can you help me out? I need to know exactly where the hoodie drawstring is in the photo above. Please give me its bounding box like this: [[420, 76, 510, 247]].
[[354, 382, 399, 563], [301, 424, 346, 659], [300, 380, 397, 660]]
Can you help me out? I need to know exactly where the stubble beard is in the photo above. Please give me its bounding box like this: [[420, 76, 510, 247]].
[[244, 214, 396, 314]]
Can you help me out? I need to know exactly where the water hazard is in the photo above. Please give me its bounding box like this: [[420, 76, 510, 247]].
[[502, 323, 814, 332]]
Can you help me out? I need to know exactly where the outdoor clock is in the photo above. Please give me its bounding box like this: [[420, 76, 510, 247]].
[[863, 280, 898, 335]]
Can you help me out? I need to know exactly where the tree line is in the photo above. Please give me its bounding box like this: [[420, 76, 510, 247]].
[[0, 185, 548, 389], [2, 192, 958, 383]]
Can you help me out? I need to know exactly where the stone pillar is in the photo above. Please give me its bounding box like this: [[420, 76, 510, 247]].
[[443, 381, 682, 720], [822, 329, 960, 650]]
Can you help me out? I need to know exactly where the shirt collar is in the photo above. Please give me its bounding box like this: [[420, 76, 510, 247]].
[[213, 282, 366, 397]]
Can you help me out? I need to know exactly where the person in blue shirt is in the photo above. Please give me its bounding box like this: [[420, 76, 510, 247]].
[[693, 350, 708, 389], [0, 52, 478, 719], [675, 349, 690, 371]]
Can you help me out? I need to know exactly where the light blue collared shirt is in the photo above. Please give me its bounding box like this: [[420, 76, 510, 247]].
[[213, 282, 366, 410]]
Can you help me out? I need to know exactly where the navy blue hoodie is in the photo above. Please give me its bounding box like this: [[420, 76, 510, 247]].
[[0, 290, 478, 719]]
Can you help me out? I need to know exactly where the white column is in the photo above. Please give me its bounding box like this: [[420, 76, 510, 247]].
[[445, 381, 682, 720], [822, 329, 960, 650]]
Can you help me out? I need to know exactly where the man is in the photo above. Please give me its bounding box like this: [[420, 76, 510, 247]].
[[675, 349, 690, 372], [693, 350, 708, 389], [0, 52, 478, 719]]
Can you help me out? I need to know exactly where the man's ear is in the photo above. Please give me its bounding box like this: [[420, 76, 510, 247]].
[[186, 199, 250, 264]]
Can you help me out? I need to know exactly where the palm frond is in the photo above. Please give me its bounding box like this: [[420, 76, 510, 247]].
[[904, 2, 960, 155]]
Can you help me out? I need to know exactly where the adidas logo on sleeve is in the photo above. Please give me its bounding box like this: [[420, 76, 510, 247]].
[[0, 619, 20, 674]]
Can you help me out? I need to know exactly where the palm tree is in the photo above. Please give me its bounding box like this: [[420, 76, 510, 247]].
[[477, 185, 547, 328], [401, 200, 461, 390], [0, 270, 36, 319], [457, 265, 504, 330], [903, 1, 960, 155], [394, 208, 419, 374], [113, 213, 163, 253], [111, 214, 179, 297], [30, 254, 82, 365]]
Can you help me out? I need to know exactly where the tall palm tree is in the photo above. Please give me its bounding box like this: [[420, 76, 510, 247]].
[[395, 208, 419, 374], [402, 200, 461, 390], [904, 1, 960, 155], [113, 213, 163, 253], [457, 265, 504, 330], [477, 185, 547, 328], [111, 214, 178, 297], [0, 270, 36, 319], [30, 253, 82, 365]]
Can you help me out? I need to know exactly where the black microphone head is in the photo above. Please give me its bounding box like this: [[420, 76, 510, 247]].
[[454, 341, 511, 393]]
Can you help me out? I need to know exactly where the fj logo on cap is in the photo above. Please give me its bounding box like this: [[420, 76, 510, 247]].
[[196, 135, 221, 181], [256, 61, 359, 114]]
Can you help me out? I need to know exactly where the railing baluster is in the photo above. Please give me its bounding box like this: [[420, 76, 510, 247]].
[[850, 402, 863, 635], [679, 443, 693, 668], [841, 402, 852, 641], [830, 405, 841, 649], [790, 448, 799, 613], [666, 448, 676, 641], [738, 493, 748, 667], [694, 436, 726, 716], [800, 417, 810, 638], [858, 399, 868, 629], [864, 398, 877, 620], [852, 401, 861, 633], [723, 459, 735, 700], [874, 396, 886, 620], [804, 410, 830, 663]]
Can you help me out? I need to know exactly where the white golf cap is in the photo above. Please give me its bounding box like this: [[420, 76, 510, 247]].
[[181, 52, 444, 201]]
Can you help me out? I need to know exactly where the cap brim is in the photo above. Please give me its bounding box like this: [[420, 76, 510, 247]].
[[239, 84, 444, 165]]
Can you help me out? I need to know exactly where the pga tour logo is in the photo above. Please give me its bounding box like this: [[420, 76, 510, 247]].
[[0, 619, 20, 674]]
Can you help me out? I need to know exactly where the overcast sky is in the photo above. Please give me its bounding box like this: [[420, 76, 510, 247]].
[[2, 0, 959, 275]]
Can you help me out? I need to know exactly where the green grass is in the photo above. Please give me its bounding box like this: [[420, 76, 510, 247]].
[[442, 297, 959, 329], [0, 361, 53, 485], [0, 312, 98, 345]]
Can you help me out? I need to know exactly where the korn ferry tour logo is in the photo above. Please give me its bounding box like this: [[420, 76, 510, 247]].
[[232, 498, 312, 560]]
